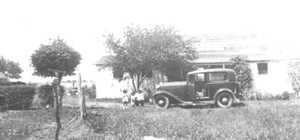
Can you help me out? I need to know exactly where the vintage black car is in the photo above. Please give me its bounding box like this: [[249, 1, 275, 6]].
[[153, 69, 241, 108]]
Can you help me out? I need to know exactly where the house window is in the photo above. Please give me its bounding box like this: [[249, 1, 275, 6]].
[[257, 63, 268, 74]]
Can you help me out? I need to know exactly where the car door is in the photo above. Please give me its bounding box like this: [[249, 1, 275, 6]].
[[194, 73, 207, 98], [206, 72, 230, 98]]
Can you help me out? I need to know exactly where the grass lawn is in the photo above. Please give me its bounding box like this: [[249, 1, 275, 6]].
[[1, 100, 300, 140]]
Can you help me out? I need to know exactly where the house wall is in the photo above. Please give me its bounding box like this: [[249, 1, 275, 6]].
[[95, 68, 124, 98], [250, 61, 293, 95], [94, 68, 168, 99]]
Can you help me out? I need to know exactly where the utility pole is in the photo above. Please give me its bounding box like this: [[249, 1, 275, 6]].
[[78, 72, 87, 119]]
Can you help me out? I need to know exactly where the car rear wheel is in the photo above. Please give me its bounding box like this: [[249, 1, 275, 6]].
[[154, 95, 170, 109], [215, 92, 233, 108]]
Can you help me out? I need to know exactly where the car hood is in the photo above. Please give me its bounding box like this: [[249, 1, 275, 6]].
[[159, 81, 187, 87]]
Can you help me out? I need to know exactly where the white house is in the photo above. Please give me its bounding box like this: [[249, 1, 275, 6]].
[[94, 35, 299, 98], [191, 35, 298, 95], [191, 49, 296, 95], [94, 56, 132, 98]]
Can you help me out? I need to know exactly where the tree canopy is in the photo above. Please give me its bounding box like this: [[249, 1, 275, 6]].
[[0, 56, 23, 79], [31, 38, 81, 78], [101, 25, 198, 91]]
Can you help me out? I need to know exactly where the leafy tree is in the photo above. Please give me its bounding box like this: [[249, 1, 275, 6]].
[[31, 39, 81, 78], [31, 38, 81, 105], [0, 56, 23, 80], [230, 56, 253, 97], [101, 25, 198, 91], [31, 38, 81, 140]]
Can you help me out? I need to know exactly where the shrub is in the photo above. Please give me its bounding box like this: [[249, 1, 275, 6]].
[[32, 84, 54, 108], [246, 90, 296, 100], [32, 84, 65, 108], [0, 85, 36, 110], [288, 61, 300, 96], [0, 81, 26, 86], [230, 56, 253, 98]]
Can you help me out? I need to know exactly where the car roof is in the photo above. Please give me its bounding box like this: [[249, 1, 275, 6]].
[[187, 68, 235, 75]]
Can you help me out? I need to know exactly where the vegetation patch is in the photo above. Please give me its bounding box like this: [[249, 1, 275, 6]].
[[1, 101, 300, 140], [0, 85, 36, 110], [86, 101, 300, 140]]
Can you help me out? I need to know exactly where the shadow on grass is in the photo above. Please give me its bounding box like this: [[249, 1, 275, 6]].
[[177, 102, 246, 109]]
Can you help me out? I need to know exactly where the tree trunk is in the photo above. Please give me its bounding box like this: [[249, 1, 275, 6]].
[[59, 86, 63, 108], [137, 74, 140, 91], [131, 75, 137, 92], [54, 73, 62, 140]]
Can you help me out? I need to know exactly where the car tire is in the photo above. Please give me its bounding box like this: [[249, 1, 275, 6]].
[[215, 92, 233, 108], [154, 95, 170, 109]]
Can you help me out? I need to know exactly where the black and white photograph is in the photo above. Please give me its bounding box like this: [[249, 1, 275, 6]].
[[0, 0, 300, 140]]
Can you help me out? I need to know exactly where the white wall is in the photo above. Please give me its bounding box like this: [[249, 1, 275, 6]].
[[250, 61, 293, 95], [95, 68, 123, 98]]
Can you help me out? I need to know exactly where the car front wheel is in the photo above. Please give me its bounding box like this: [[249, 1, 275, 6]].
[[154, 95, 170, 109], [215, 92, 233, 108]]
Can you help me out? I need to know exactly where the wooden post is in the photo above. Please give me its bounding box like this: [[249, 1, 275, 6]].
[[78, 72, 87, 119]]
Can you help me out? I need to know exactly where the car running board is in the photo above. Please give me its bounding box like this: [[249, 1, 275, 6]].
[[196, 96, 210, 100], [178, 101, 197, 106], [178, 100, 214, 107]]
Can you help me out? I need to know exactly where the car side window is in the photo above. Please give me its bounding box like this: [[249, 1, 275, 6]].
[[208, 72, 227, 82], [195, 73, 205, 82]]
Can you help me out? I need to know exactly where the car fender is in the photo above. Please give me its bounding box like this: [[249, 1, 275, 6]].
[[214, 88, 234, 99], [154, 90, 185, 103]]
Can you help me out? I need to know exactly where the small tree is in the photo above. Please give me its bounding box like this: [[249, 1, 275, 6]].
[[230, 56, 253, 98], [0, 56, 23, 81], [31, 38, 81, 140], [101, 25, 198, 92]]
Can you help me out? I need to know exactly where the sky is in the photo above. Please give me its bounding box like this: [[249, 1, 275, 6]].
[[0, 0, 300, 82]]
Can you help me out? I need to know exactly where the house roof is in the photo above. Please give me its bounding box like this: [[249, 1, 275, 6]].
[[191, 53, 272, 64], [190, 46, 295, 64], [95, 55, 114, 66], [191, 35, 300, 64]]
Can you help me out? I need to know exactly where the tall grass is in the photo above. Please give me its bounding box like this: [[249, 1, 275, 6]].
[[88, 101, 300, 140], [1, 101, 300, 140]]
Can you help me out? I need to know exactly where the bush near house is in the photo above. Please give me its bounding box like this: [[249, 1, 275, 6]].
[[0, 85, 36, 110], [230, 56, 253, 99], [246, 90, 297, 100], [288, 61, 300, 96]]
